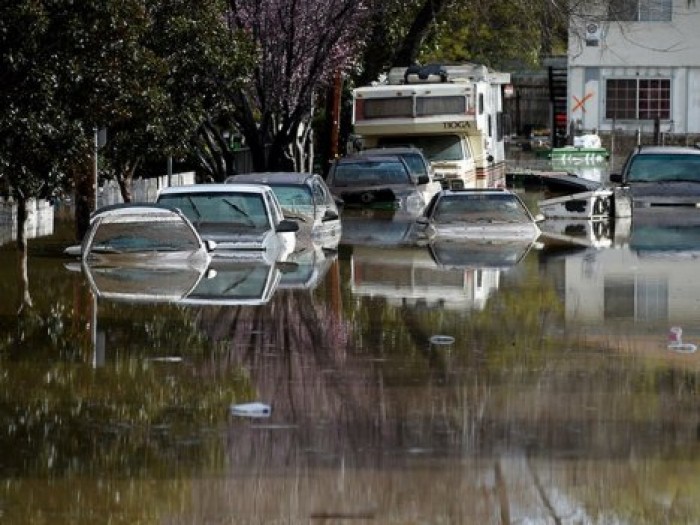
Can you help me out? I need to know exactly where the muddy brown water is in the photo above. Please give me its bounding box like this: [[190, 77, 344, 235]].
[[2, 182, 700, 524]]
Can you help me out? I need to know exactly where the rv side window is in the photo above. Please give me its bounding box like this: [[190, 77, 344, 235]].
[[478, 94, 484, 115], [487, 115, 492, 137], [463, 139, 472, 160]]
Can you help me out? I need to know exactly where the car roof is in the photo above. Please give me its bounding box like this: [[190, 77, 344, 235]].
[[633, 145, 700, 156], [158, 183, 272, 195], [226, 172, 315, 185], [359, 147, 426, 156], [437, 188, 514, 197], [91, 202, 183, 219], [336, 154, 406, 164]]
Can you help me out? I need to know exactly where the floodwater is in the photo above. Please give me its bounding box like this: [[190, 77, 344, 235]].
[[3, 176, 700, 524]]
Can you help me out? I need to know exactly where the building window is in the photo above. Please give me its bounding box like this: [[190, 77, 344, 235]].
[[608, 0, 672, 21], [605, 78, 670, 120]]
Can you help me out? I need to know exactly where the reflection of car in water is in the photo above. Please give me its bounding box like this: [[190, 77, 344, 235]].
[[226, 172, 341, 247], [350, 243, 523, 309], [279, 244, 338, 290], [327, 154, 441, 213], [416, 188, 542, 242], [617, 207, 700, 257], [156, 184, 299, 264], [339, 208, 417, 247], [427, 239, 538, 269], [84, 259, 281, 306]]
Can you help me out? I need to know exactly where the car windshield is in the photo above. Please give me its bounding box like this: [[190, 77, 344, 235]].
[[269, 185, 314, 206], [333, 160, 411, 186], [627, 154, 700, 183], [158, 192, 270, 230], [432, 194, 532, 224], [379, 135, 464, 161], [400, 153, 429, 178], [89, 220, 201, 253]]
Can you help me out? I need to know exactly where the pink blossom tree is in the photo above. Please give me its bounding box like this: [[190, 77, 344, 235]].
[[226, 0, 368, 172]]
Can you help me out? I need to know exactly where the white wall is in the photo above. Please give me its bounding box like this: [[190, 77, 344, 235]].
[[568, 1, 700, 134]]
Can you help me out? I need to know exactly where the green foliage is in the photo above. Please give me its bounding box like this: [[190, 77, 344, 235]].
[[0, 0, 254, 207], [420, 0, 568, 69]]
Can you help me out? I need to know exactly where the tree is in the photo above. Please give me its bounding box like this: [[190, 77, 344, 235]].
[[419, 0, 569, 68], [0, 2, 84, 253], [224, 0, 369, 172], [102, 0, 254, 197]]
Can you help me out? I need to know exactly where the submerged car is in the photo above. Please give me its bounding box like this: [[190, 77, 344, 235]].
[[327, 154, 441, 213], [156, 184, 299, 264], [416, 188, 542, 241], [77, 203, 212, 271], [610, 145, 700, 216], [357, 146, 433, 182], [226, 172, 341, 246]]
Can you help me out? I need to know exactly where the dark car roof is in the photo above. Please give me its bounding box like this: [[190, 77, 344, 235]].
[[335, 154, 406, 165], [631, 145, 700, 156], [226, 172, 316, 185], [359, 147, 426, 157], [438, 188, 511, 197]]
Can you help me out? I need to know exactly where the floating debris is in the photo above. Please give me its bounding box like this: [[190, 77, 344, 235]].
[[230, 402, 272, 418], [148, 356, 183, 363], [668, 343, 697, 354], [666, 326, 697, 353], [429, 335, 455, 345]]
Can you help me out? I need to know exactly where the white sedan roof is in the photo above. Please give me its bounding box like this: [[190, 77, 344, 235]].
[[158, 183, 272, 195]]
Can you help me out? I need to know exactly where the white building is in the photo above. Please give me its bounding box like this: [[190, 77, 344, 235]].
[[568, 0, 700, 137]]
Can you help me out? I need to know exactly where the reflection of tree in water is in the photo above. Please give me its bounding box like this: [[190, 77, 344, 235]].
[[193, 289, 399, 469]]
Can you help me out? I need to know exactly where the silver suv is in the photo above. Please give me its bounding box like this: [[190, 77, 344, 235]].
[[610, 145, 700, 212]]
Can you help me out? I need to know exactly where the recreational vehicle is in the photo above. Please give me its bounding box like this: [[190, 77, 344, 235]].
[[352, 63, 511, 189]]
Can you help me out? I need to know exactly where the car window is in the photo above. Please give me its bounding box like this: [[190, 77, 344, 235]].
[[627, 154, 700, 183], [432, 194, 531, 223], [89, 218, 201, 253], [332, 160, 411, 186], [400, 153, 428, 178], [269, 185, 314, 207], [158, 192, 270, 229], [379, 135, 465, 161]]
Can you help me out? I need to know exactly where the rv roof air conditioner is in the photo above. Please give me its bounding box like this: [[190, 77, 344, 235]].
[[404, 64, 449, 84]]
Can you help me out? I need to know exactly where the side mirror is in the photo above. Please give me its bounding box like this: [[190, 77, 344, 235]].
[[487, 154, 494, 163], [534, 213, 545, 223], [416, 217, 429, 226], [322, 210, 339, 222], [334, 197, 345, 207], [276, 219, 300, 233], [205, 239, 218, 252], [417, 175, 430, 185], [609, 173, 623, 184]]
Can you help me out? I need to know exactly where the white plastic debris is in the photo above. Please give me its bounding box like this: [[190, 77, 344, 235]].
[[429, 335, 455, 345], [667, 326, 697, 353], [230, 402, 272, 418]]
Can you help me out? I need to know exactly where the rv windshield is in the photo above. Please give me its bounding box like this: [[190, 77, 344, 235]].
[[379, 135, 465, 162]]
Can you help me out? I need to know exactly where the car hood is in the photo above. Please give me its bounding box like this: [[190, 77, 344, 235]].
[[196, 226, 270, 249], [628, 181, 700, 206], [426, 221, 541, 242]]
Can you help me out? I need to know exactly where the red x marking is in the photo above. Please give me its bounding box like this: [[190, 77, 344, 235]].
[[572, 93, 593, 113]]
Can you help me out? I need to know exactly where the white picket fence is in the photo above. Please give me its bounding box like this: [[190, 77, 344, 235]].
[[98, 171, 196, 206], [0, 198, 55, 246], [0, 172, 196, 246]]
